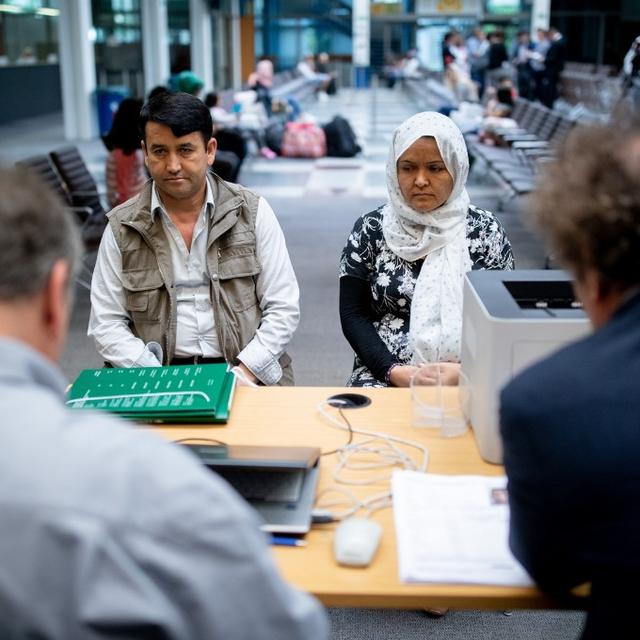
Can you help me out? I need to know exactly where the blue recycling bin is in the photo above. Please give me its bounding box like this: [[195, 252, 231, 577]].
[[96, 86, 129, 136]]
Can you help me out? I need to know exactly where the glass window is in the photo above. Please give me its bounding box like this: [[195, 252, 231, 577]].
[[92, 0, 143, 96], [167, 0, 190, 74], [0, 0, 60, 66]]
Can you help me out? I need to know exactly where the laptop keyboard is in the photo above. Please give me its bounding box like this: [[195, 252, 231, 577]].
[[215, 468, 304, 503]]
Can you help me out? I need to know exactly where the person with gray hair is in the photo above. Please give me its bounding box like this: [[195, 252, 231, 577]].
[[500, 113, 640, 639], [0, 167, 328, 639]]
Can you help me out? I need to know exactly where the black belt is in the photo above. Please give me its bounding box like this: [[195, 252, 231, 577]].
[[170, 356, 226, 365]]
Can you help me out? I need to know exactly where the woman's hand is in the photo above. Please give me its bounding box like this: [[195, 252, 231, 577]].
[[419, 362, 461, 386], [388, 365, 420, 387]]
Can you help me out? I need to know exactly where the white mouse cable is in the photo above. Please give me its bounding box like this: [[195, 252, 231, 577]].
[[316, 399, 429, 475], [312, 400, 429, 522], [314, 486, 392, 521], [333, 439, 416, 485]]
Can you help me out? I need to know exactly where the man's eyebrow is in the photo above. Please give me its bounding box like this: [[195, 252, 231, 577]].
[[149, 143, 167, 150]]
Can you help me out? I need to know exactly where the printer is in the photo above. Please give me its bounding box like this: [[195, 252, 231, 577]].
[[460, 270, 590, 464]]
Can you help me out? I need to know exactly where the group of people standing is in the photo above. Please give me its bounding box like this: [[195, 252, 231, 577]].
[[443, 26, 565, 108]]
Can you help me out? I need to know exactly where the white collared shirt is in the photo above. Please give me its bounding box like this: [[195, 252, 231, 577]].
[[88, 180, 300, 385]]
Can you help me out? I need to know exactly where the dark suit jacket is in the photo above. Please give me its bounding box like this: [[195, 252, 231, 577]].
[[500, 292, 640, 640], [544, 37, 566, 80]]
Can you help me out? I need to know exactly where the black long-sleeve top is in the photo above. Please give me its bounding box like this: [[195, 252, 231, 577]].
[[339, 205, 514, 387]]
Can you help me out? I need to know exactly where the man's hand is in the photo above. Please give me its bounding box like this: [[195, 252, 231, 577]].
[[232, 362, 259, 387]]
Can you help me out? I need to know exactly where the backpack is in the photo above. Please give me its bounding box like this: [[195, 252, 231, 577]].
[[265, 121, 286, 155], [322, 116, 361, 157], [280, 122, 327, 158]]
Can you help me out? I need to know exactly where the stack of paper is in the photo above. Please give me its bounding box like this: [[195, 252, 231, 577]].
[[392, 471, 532, 586], [66, 363, 236, 424]]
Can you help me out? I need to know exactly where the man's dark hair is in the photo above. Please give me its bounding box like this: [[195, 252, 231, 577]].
[[139, 91, 213, 147]]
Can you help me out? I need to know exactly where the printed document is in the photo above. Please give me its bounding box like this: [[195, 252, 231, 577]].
[[392, 471, 533, 586]]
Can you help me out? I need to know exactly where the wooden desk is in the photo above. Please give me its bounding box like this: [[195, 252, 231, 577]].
[[154, 386, 553, 610]]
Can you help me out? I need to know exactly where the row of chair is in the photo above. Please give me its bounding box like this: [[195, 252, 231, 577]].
[[17, 146, 107, 289], [401, 74, 456, 112], [563, 61, 616, 76], [217, 68, 320, 111], [465, 98, 577, 207], [560, 67, 621, 115]]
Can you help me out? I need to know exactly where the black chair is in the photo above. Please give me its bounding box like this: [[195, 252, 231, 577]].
[[49, 145, 108, 221], [16, 153, 104, 290]]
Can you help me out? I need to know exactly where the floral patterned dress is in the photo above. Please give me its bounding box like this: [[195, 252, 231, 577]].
[[339, 205, 514, 386]]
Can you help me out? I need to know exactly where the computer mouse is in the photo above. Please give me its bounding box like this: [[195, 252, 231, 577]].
[[333, 517, 382, 567]]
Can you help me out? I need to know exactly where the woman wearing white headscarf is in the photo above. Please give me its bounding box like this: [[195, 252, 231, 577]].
[[340, 111, 514, 387]]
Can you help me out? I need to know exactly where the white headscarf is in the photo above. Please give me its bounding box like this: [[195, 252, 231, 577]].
[[382, 111, 472, 365]]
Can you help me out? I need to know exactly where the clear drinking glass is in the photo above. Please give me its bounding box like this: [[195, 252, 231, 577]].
[[410, 364, 468, 438]]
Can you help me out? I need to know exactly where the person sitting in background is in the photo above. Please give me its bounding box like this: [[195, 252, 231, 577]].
[[89, 91, 299, 384], [204, 90, 237, 127], [102, 97, 147, 208], [500, 113, 640, 640], [0, 167, 328, 640], [175, 70, 205, 97], [383, 50, 422, 89], [296, 54, 332, 101], [476, 77, 518, 144], [203, 91, 251, 171], [339, 112, 513, 387], [316, 52, 338, 95], [205, 91, 274, 161], [248, 58, 275, 117]]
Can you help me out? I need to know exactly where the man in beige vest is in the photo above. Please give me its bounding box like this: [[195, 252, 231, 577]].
[[89, 91, 298, 385]]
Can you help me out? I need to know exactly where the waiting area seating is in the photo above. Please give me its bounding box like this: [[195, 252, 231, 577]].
[[217, 68, 320, 111], [401, 74, 456, 111], [465, 99, 578, 207], [560, 62, 621, 115], [17, 147, 107, 289]]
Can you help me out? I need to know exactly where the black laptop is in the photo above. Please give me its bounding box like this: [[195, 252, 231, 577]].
[[182, 444, 321, 534]]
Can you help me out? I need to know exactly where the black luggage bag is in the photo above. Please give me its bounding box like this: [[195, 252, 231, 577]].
[[322, 116, 361, 157]]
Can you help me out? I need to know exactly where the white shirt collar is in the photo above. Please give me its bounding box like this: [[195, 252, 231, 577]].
[[150, 174, 215, 221]]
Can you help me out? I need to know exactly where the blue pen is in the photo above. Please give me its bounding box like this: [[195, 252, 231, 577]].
[[270, 535, 307, 547]]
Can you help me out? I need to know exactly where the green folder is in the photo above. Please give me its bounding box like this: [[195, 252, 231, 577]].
[[66, 363, 236, 424]]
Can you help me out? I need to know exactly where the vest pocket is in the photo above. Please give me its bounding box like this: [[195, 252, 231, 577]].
[[122, 269, 165, 323], [218, 250, 261, 312]]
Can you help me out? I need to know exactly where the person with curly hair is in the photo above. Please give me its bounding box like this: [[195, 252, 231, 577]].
[[500, 112, 640, 640]]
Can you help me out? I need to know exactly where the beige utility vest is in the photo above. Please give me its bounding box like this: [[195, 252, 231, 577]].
[[107, 173, 293, 384]]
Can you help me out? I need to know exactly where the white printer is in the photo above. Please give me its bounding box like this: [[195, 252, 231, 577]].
[[460, 270, 590, 464]]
